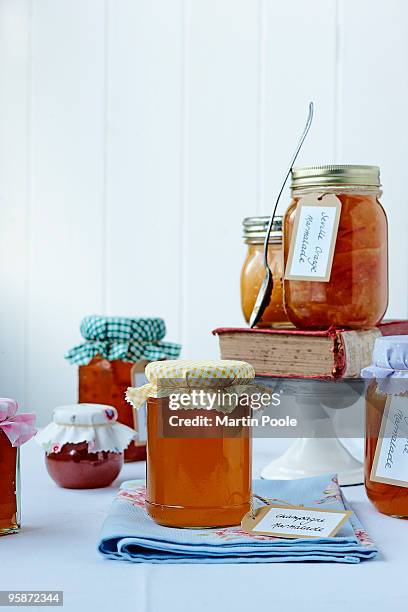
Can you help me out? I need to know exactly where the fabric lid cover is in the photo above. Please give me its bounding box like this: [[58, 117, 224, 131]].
[[125, 359, 271, 413], [361, 335, 408, 394], [80, 316, 166, 342], [65, 315, 181, 365], [35, 404, 136, 454]]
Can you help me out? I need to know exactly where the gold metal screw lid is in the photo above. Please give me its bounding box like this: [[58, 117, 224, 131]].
[[291, 165, 381, 190], [243, 216, 283, 244]]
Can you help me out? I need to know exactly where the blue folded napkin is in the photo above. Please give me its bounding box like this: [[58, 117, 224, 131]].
[[98, 474, 378, 564]]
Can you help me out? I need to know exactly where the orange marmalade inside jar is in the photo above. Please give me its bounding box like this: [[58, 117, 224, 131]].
[[284, 165, 388, 329], [365, 382, 408, 517], [241, 216, 290, 328], [145, 397, 251, 528], [126, 360, 254, 528]]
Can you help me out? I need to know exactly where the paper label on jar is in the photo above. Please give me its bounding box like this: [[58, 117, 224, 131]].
[[284, 194, 341, 282], [241, 503, 352, 539], [371, 395, 408, 488], [130, 370, 147, 445]]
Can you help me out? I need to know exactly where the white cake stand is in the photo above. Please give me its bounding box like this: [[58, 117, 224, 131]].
[[260, 379, 364, 486]]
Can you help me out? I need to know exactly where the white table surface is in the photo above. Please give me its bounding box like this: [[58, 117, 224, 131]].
[[1, 439, 407, 612]]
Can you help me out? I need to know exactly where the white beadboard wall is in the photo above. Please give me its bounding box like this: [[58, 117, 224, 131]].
[[1, 0, 407, 424]]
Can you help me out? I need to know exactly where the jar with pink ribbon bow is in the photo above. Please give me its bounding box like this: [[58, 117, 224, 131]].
[[0, 398, 36, 536]]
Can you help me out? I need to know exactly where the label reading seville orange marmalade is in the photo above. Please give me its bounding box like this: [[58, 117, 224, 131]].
[[285, 193, 341, 282], [371, 396, 408, 488]]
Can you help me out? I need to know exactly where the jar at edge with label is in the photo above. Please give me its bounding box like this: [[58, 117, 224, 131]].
[[284, 165, 388, 329], [363, 336, 408, 518]]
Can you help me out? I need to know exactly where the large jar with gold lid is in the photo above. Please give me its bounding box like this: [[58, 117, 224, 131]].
[[241, 216, 289, 328], [283, 165, 388, 329]]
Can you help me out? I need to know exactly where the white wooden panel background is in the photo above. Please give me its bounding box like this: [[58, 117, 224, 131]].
[[0, 0, 407, 423]]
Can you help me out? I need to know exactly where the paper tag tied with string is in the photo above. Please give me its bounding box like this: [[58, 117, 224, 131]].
[[241, 495, 352, 539], [285, 193, 341, 282]]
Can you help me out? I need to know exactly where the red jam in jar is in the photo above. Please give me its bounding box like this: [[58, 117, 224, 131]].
[[36, 404, 136, 489], [45, 442, 123, 489]]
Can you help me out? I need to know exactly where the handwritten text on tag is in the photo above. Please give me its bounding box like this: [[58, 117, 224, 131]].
[[241, 504, 352, 539], [284, 194, 341, 282]]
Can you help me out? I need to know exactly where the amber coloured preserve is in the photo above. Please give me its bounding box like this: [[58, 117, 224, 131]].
[[365, 381, 408, 517], [145, 397, 251, 528], [241, 216, 289, 328], [79, 357, 146, 461], [284, 166, 388, 330], [0, 432, 19, 535]]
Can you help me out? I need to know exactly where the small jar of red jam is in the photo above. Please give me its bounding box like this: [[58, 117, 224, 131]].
[[362, 336, 408, 518], [36, 404, 136, 489], [284, 165, 388, 329]]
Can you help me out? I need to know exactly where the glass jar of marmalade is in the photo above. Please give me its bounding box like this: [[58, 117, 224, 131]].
[[284, 165, 388, 329], [241, 216, 289, 328], [0, 398, 36, 536], [0, 433, 20, 535], [362, 336, 408, 517], [66, 316, 182, 462], [126, 360, 255, 528]]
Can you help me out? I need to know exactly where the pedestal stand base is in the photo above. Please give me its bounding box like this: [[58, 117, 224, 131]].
[[260, 437, 363, 486]]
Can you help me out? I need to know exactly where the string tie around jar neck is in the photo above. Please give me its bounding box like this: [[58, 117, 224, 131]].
[[0, 398, 37, 447]]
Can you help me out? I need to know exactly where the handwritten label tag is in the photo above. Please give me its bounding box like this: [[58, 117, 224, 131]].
[[284, 193, 341, 282], [241, 504, 352, 539], [371, 395, 408, 488]]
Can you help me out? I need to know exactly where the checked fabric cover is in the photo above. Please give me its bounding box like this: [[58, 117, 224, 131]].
[[65, 316, 181, 365]]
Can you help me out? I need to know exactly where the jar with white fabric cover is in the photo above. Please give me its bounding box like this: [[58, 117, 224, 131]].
[[362, 336, 408, 517], [36, 404, 136, 489]]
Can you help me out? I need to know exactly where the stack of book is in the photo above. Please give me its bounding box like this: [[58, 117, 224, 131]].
[[213, 320, 408, 379]]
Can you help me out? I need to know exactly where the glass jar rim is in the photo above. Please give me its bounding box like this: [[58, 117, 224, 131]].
[[243, 215, 283, 244], [291, 164, 381, 191]]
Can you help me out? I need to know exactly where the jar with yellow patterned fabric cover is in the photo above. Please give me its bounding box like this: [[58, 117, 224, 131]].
[[126, 360, 265, 528]]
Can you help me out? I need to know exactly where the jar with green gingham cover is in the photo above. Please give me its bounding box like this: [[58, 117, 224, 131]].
[[65, 316, 181, 462]]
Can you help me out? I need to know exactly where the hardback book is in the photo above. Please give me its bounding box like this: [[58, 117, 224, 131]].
[[213, 320, 408, 379]]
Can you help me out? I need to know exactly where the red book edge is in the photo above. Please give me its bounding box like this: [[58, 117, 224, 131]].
[[212, 320, 408, 379]]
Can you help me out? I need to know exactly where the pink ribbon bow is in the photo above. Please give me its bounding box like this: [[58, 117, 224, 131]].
[[0, 398, 37, 447]]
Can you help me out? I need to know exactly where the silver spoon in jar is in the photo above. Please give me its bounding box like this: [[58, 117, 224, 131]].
[[249, 101, 314, 328]]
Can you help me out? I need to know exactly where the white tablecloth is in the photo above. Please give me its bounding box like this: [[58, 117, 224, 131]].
[[1, 439, 407, 611]]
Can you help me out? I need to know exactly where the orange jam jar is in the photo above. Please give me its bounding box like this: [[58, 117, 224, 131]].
[[241, 216, 289, 328], [284, 165, 388, 329], [78, 358, 148, 462], [126, 360, 254, 528], [362, 336, 408, 517], [65, 315, 182, 462]]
